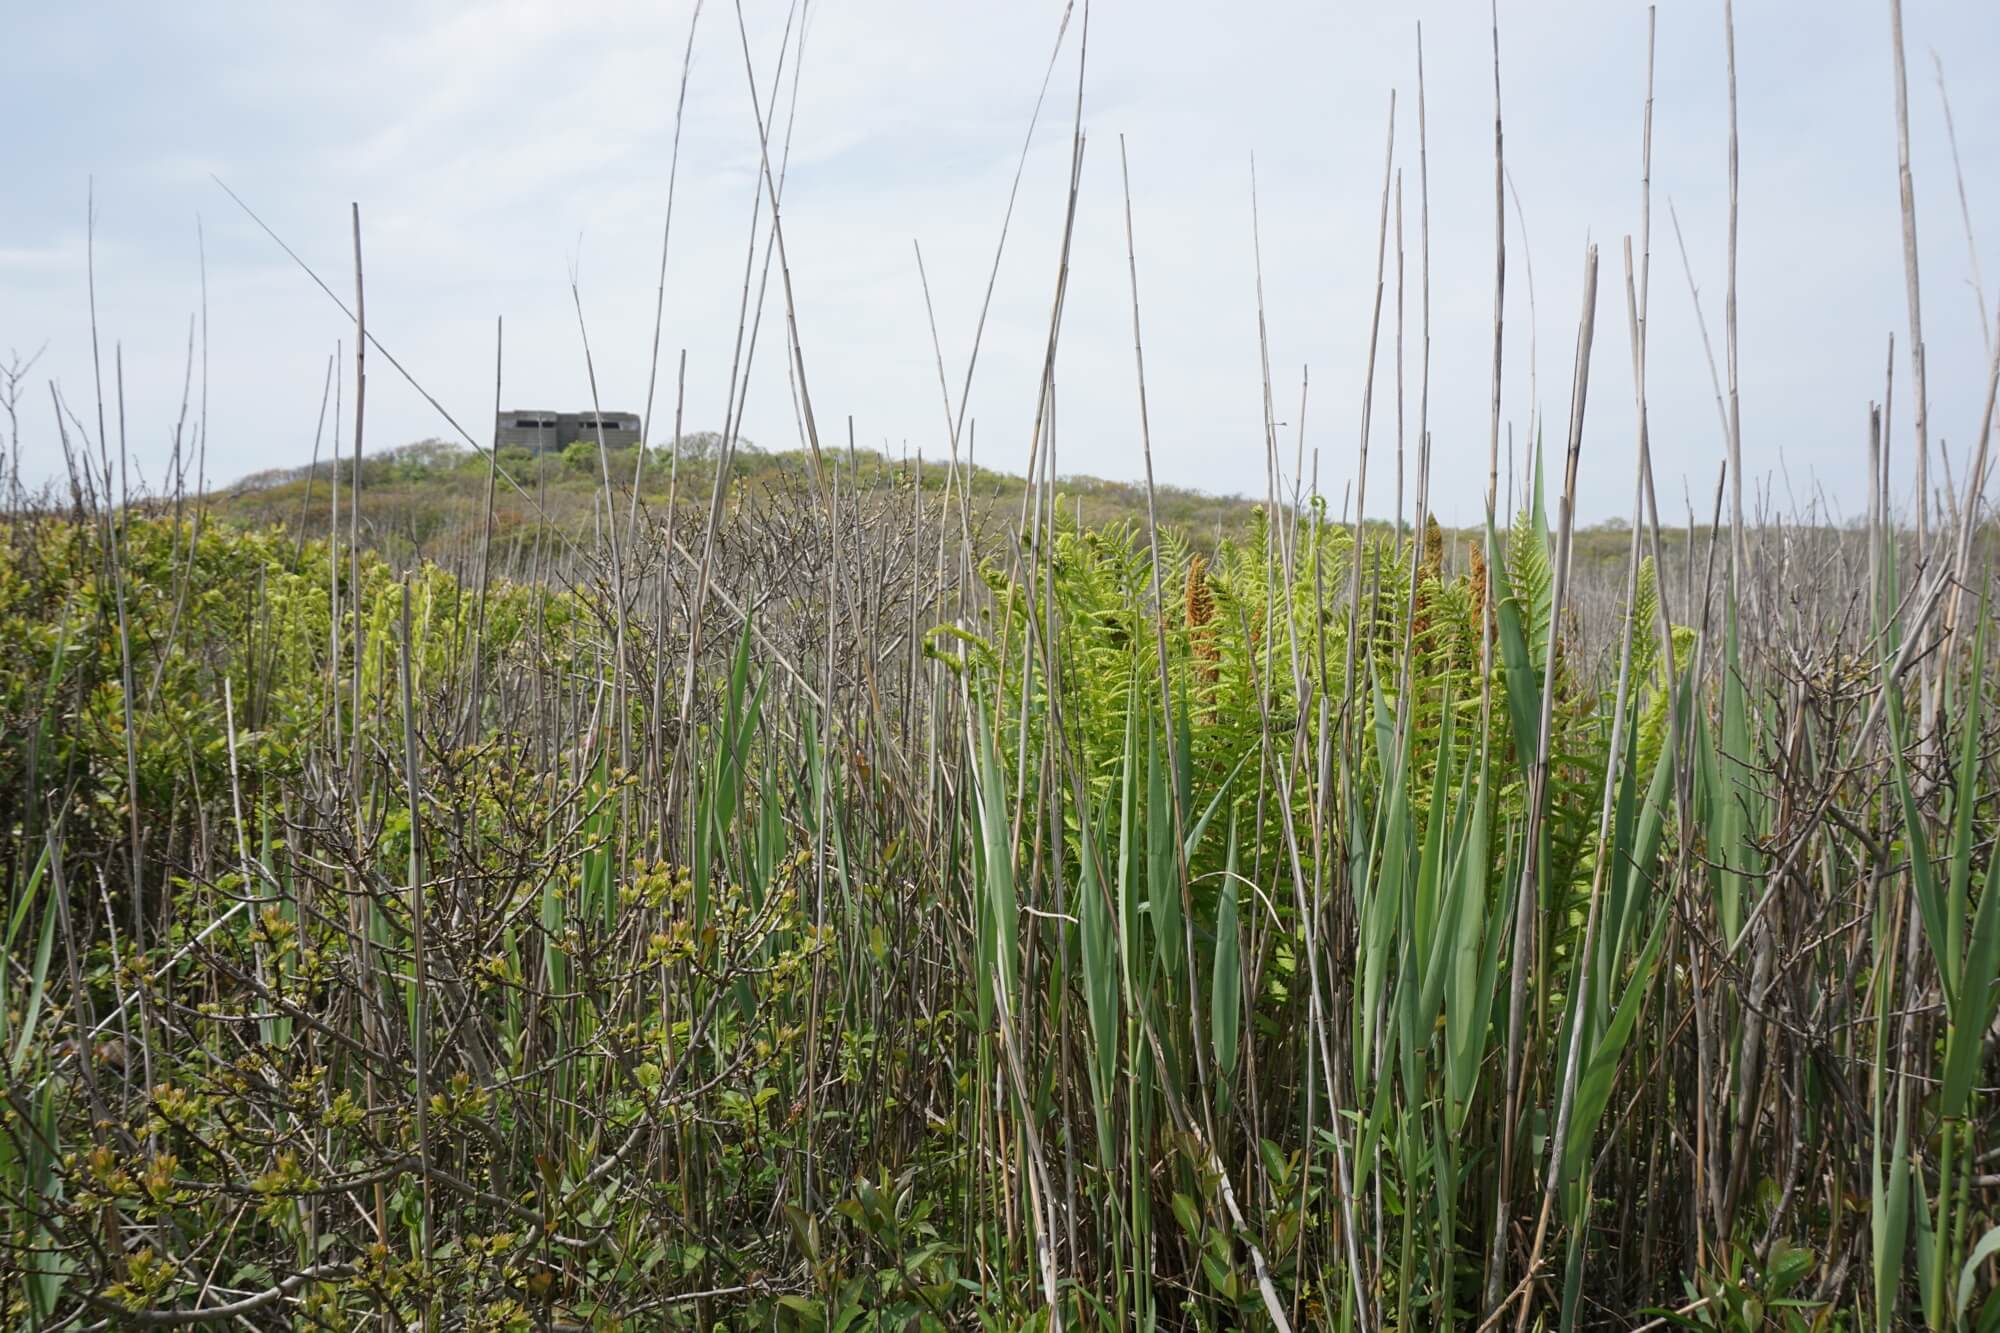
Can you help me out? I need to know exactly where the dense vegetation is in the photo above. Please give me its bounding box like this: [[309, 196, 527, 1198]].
[[3, 423, 1997, 1329]]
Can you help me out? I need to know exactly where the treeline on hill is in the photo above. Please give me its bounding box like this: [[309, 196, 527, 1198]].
[[3, 431, 1997, 1330], [216, 434, 1277, 566]]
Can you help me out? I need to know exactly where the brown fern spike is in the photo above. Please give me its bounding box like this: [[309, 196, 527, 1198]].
[[1467, 540, 1491, 640], [1411, 514, 1447, 645], [1186, 554, 1219, 694]]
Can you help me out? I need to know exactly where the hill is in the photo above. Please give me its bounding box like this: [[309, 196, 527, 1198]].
[[207, 433, 1692, 582], [211, 434, 1275, 563]]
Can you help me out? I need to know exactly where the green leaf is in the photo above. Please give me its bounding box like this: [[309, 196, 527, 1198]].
[[1171, 1191, 1203, 1240], [1211, 815, 1242, 1091], [1147, 723, 1180, 976], [1957, 1225, 2000, 1325], [1943, 847, 2000, 1119], [1561, 898, 1670, 1187], [8, 841, 58, 1078], [1767, 1240, 1813, 1297]]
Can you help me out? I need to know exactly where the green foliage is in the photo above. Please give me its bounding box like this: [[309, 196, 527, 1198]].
[[1, 478, 1992, 1331]]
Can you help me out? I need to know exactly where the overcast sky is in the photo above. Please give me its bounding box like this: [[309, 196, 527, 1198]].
[[4, 1, 1997, 524]]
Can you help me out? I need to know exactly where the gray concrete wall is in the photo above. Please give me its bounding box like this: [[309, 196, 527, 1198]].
[[496, 410, 641, 453], [559, 412, 641, 450], [497, 411, 560, 452]]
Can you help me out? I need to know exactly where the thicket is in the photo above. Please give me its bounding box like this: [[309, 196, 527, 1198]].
[[3, 430, 1998, 1329]]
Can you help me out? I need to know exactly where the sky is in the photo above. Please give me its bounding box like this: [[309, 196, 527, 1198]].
[[3, 1, 1997, 525]]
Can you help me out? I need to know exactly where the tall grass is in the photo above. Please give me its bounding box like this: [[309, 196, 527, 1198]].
[[4, 427, 1995, 1329]]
